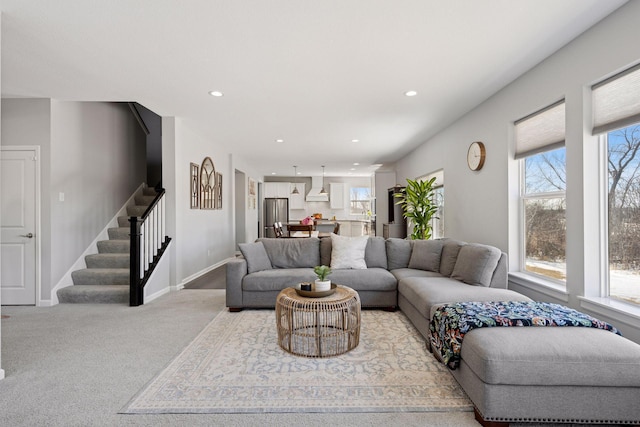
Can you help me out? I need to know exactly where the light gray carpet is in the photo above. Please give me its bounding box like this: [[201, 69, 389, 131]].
[[0, 289, 480, 426], [122, 309, 472, 414]]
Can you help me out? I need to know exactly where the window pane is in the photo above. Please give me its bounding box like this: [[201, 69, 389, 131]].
[[350, 187, 372, 216], [608, 124, 640, 304], [431, 187, 444, 239], [524, 147, 566, 194], [524, 197, 566, 281]]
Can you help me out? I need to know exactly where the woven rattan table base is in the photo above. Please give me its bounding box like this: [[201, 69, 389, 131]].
[[275, 285, 361, 357]]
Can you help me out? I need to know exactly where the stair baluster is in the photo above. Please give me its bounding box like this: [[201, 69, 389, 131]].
[[129, 188, 171, 306]]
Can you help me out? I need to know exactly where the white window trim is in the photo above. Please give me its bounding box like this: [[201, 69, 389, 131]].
[[508, 271, 569, 302], [518, 155, 567, 286]]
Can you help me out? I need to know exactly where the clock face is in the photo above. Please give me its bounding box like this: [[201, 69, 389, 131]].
[[467, 141, 486, 171]]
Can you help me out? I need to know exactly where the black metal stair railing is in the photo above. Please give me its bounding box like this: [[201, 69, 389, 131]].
[[129, 188, 171, 306]]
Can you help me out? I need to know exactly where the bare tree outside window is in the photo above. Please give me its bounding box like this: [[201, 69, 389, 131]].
[[608, 124, 640, 305], [523, 147, 566, 281]]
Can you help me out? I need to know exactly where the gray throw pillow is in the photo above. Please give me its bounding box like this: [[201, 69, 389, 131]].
[[439, 239, 466, 276], [365, 237, 388, 269], [386, 238, 413, 270], [451, 243, 502, 287], [408, 239, 443, 272], [238, 241, 273, 274], [258, 238, 320, 268]]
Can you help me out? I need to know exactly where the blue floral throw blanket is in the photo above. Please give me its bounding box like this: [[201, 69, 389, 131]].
[[429, 301, 621, 369]]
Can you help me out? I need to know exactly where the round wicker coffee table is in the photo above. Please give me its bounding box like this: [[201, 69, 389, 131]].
[[275, 285, 361, 358]]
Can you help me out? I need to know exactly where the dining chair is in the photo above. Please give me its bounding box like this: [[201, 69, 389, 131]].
[[287, 224, 313, 237], [273, 222, 284, 238]]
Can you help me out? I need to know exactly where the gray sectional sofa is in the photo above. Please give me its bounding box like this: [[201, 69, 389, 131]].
[[226, 235, 640, 425]]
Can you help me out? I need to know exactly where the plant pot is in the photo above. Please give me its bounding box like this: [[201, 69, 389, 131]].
[[314, 279, 331, 292]]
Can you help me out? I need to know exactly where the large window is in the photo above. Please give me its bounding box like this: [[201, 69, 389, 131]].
[[516, 101, 566, 283], [522, 148, 566, 281], [593, 63, 640, 306], [605, 124, 640, 305]]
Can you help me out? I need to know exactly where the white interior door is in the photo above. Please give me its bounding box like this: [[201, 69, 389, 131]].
[[1, 148, 37, 305]]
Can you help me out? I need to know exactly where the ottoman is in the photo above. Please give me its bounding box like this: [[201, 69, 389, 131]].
[[448, 327, 640, 426]]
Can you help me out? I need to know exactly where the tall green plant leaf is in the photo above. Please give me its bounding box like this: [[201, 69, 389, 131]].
[[394, 177, 439, 240]]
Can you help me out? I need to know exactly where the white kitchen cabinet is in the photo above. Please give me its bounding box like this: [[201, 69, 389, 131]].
[[330, 183, 345, 209], [289, 183, 305, 209], [264, 182, 292, 198]]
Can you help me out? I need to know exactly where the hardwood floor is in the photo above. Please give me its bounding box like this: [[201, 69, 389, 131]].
[[183, 265, 226, 289]]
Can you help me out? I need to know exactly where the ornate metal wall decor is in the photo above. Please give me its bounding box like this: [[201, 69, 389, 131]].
[[199, 156, 223, 210], [190, 163, 200, 208]]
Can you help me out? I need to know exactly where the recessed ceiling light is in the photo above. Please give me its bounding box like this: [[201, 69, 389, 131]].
[[276, 139, 284, 143], [404, 90, 418, 97], [353, 163, 360, 166], [352, 139, 359, 143], [208, 91, 224, 97], [271, 172, 277, 175], [350, 168, 356, 171]]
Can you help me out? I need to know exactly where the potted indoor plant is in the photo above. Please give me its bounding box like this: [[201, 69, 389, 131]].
[[313, 265, 332, 291], [395, 177, 439, 240]]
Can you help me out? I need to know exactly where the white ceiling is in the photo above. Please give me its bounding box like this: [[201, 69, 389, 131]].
[[1, 0, 627, 178]]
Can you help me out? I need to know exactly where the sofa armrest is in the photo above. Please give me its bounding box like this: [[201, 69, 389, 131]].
[[226, 257, 247, 308], [489, 252, 508, 289]]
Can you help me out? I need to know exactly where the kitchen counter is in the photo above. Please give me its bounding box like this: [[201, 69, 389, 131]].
[[288, 219, 373, 237]]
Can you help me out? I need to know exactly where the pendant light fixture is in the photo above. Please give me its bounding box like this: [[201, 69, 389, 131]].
[[291, 166, 300, 194], [319, 165, 328, 195]]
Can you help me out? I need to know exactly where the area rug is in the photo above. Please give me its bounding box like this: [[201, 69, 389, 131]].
[[121, 309, 472, 414]]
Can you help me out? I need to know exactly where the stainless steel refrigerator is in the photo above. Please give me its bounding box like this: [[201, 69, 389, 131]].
[[264, 198, 289, 238]]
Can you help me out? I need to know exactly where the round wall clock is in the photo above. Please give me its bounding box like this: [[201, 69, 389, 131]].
[[467, 141, 486, 171]]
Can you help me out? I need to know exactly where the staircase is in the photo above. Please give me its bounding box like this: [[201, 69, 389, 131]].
[[57, 188, 158, 304]]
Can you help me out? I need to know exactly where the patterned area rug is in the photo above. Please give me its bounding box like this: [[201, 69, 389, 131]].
[[121, 309, 472, 414]]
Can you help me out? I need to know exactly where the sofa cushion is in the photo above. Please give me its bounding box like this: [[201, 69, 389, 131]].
[[365, 236, 388, 269], [408, 239, 443, 272], [386, 238, 413, 270], [439, 238, 466, 276], [258, 238, 320, 268], [398, 276, 532, 320], [238, 241, 273, 273], [330, 234, 368, 269], [461, 327, 640, 387], [242, 268, 316, 291], [391, 267, 442, 282], [320, 236, 388, 269], [329, 268, 397, 292], [451, 243, 501, 287]]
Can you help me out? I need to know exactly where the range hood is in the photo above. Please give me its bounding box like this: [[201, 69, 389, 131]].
[[305, 176, 329, 202]]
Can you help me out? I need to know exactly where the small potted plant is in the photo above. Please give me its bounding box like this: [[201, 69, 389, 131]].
[[313, 265, 332, 291]]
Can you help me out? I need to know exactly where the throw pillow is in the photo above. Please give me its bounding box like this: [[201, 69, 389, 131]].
[[330, 234, 368, 270], [439, 239, 466, 276], [386, 238, 413, 270], [238, 241, 273, 274], [408, 239, 444, 272], [450, 243, 502, 287]]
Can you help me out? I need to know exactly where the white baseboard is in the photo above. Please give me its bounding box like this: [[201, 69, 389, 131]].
[[176, 257, 234, 290], [0, 368, 5, 380]]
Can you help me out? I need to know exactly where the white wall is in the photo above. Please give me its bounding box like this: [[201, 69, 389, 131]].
[[169, 119, 235, 286], [395, 1, 640, 342], [1, 15, 4, 380]]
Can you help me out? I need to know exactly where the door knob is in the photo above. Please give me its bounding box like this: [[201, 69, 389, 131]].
[[20, 233, 34, 238]]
